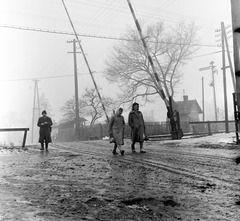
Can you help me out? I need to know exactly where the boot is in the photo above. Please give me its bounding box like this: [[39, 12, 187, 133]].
[[131, 143, 136, 153], [120, 150, 125, 156], [112, 143, 118, 155], [140, 142, 146, 153], [40, 143, 44, 150], [45, 143, 48, 151]]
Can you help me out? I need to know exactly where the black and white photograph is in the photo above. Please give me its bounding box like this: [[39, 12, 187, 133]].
[[0, 0, 240, 220]]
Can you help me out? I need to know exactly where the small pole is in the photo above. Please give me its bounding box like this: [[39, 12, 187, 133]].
[[210, 61, 218, 121], [202, 76, 205, 121], [73, 39, 80, 139]]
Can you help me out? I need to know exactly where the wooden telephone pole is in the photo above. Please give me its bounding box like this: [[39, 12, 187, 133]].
[[62, 0, 110, 124], [216, 22, 236, 133], [221, 22, 229, 133], [67, 39, 81, 139]]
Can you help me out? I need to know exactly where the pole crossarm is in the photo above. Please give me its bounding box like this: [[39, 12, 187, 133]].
[[199, 66, 211, 71]]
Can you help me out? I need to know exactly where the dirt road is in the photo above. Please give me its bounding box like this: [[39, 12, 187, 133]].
[[0, 133, 240, 220]]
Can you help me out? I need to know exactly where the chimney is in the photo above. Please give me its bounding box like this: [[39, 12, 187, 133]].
[[183, 95, 188, 101]]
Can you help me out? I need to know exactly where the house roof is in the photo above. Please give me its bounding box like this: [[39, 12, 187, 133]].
[[54, 117, 87, 129], [174, 99, 203, 114]]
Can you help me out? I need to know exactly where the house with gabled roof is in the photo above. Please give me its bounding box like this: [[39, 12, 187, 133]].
[[174, 95, 203, 122]]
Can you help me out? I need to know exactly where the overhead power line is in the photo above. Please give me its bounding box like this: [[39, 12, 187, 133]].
[[0, 24, 221, 48], [0, 72, 101, 82]]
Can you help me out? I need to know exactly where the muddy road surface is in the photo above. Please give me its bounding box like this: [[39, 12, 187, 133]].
[[0, 133, 240, 220]]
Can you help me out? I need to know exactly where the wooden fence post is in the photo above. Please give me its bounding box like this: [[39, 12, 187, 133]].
[[207, 121, 212, 135]]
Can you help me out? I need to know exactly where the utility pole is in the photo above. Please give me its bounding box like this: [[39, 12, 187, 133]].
[[216, 22, 235, 133], [62, 0, 110, 124], [201, 76, 205, 121], [31, 79, 40, 143], [223, 25, 236, 92], [68, 39, 81, 140], [216, 23, 236, 91], [221, 22, 229, 133], [199, 61, 218, 121], [230, 0, 240, 143]]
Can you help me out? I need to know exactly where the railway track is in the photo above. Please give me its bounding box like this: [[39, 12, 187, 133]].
[[74, 140, 236, 163], [51, 142, 240, 187]]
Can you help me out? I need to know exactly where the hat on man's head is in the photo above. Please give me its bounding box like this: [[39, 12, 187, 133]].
[[42, 110, 47, 115]]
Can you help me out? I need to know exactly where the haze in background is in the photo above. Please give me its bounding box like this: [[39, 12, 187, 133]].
[[0, 0, 233, 144]]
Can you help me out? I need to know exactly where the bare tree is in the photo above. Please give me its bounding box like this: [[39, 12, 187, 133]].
[[104, 21, 200, 104], [60, 88, 116, 125], [60, 96, 84, 122], [81, 87, 116, 125]]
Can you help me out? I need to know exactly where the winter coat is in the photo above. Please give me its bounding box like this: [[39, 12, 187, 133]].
[[128, 110, 145, 143], [109, 114, 125, 145], [37, 116, 53, 143]]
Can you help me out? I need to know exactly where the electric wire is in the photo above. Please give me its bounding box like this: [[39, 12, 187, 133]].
[[0, 72, 102, 82], [0, 24, 222, 48], [86, 1, 126, 34], [1, 1, 227, 38]]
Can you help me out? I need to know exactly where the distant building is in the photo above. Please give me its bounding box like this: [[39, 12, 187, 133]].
[[56, 118, 87, 129], [53, 118, 88, 142], [174, 95, 203, 122]]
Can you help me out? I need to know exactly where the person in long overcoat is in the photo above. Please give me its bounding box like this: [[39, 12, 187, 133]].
[[37, 110, 53, 151], [128, 102, 146, 153], [109, 108, 125, 156]]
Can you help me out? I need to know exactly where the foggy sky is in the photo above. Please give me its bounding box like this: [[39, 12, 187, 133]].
[[0, 0, 233, 144]]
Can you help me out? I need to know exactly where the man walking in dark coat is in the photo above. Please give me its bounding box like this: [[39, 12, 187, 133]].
[[37, 110, 53, 151], [128, 102, 146, 153]]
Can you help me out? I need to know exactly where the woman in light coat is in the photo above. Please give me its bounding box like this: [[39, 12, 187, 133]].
[[109, 108, 125, 155]]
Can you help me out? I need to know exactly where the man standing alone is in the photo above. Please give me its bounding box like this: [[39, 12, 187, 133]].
[[128, 102, 146, 153], [37, 110, 53, 151]]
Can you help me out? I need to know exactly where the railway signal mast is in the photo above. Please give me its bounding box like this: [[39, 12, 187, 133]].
[[199, 61, 218, 122]]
